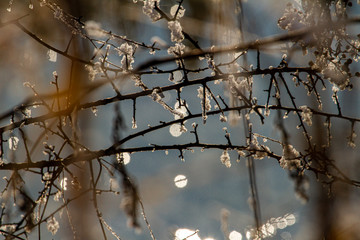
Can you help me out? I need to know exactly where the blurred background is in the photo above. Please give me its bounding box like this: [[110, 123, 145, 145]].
[[0, 0, 360, 239]]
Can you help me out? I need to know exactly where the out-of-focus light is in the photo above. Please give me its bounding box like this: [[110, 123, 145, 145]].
[[174, 175, 188, 188], [175, 228, 201, 240], [229, 230, 242, 240]]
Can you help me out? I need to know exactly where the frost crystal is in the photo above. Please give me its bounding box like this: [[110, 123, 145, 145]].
[[197, 86, 211, 111], [249, 136, 269, 159], [118, 42, 134, 56], [47, 216, 59, 235], [151, 88, 162, 102], [220, 150, 231, 168], [279, 144, 301, 170], [299, 105, 312, 126], [9, 136, 19, 151], [132, 117, 137, 129], [168, 21, 184, 43], [85, 62, 102, 81], [348, 131, 357, 148], [167, 43, 185, 56], [228, 75, 252, 96], [43, 172, 53, 182], [220, 114, 227, 122], [116, 43, 135, 70], [174, 100, 188, 120]]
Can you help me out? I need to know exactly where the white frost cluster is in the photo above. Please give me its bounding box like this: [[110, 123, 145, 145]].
[[116, 43, 135, 70], [322, 62, 349, 90], [299, 105, 312, 126], [8, 136, 19, 151], [219, 114, 227, 122], [170, 5, 185, 19], [167, 43, 185, 56], [47, 216, 59, 235], [277, 3, 305, 31], [143, 0, 161, 21], [84, 20, 106, 38], [220, 150, 231, 168], [228, 75, 252, 96], [249, 136, 269, 160], [151, 88, 163, 102], [168, 21, 184, 43], [174, 100, 188, 120], [349, 39, 360, 62], [151, 88, 187, 123], [279, 144, 301, 170], [197, 86, 211, 111], [85, 62, 102, 81]]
